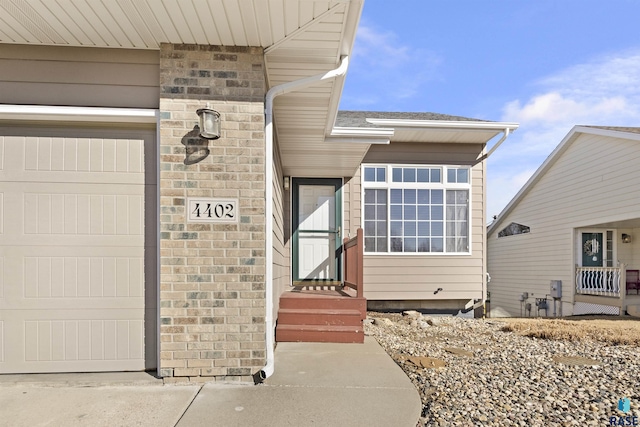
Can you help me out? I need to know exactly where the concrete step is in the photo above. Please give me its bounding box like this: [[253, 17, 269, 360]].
[[275, 324, 364, 343], [277, 308, 363, 326]]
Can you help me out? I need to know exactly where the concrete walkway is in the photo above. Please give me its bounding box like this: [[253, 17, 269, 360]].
[[0, 337, 421, 427]]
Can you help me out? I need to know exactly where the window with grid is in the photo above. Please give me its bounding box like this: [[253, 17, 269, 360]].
[[362, 165, 470, 254]]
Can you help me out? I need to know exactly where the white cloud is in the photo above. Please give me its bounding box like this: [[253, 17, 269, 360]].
[[489, 50, 640, 217], [502, 50, 640, 127], [503, 93, 630, 125], [342, 22, 442, 108]]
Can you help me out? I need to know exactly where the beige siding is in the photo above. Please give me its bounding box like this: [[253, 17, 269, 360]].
[[343, 172, 361, 239], [272, 139, 288, 319], [0, 44, 159, 109], [488, 133, 640, 317], [358, 142, 487, 301]]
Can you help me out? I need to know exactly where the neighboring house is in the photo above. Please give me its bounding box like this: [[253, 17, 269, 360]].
[[487, 126, 640, 318], [0, 0, 517, 381]]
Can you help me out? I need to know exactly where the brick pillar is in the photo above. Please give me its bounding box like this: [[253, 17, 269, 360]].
[[159, 44, 266, 382]]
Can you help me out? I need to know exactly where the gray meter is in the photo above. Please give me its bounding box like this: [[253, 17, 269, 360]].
[[550, 280, 562, 299]]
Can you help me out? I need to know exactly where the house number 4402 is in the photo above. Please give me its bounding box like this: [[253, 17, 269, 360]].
[[187, 198, 238, 223]]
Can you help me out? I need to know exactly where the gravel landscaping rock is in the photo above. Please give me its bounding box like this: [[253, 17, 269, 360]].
[[365, 312, 640, 427]]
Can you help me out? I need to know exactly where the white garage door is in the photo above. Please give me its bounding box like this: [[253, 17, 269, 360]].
[[0, 126, 157, 373]]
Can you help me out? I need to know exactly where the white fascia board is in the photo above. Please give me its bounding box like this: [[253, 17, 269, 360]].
[[0, 104, 159, 123], [365, 118, 520, 131], [330, 126, 395, 137], [573, 125, 640, 142]]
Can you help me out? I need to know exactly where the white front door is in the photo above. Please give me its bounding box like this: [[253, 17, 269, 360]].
[[293, 179, 341, 281]]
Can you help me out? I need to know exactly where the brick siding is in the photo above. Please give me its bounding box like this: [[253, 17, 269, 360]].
[[159, 44, 266, 382]]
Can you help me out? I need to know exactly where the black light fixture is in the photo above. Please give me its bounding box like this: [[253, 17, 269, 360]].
[[622, 233, 632, 243], [196, 107, 221, 139]]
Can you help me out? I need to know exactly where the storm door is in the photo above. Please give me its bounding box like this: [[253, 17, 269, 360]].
[[292, 179, 342, 283]]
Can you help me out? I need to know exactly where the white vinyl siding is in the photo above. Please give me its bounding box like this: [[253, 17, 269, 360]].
[[272, 141, 288, 321], [488, 132, 640, 317]]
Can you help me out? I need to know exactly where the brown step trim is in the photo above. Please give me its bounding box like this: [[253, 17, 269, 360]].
[[279, 296, 366, 313], [277, 308, 363, 326], [276, 324, 364, 343]]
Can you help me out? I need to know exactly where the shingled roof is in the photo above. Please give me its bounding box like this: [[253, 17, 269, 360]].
[[582, 126, 640, 134], [335, 110, 488, 128]]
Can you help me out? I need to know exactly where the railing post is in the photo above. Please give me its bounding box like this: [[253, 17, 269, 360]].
[[620, 263, 627, 316], [356, 228, 364, 298]]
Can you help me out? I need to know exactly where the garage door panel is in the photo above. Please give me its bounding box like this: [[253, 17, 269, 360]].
[[2, 249, 145, 308], [0, 192, 4, 235], [0, 321, 4, 363], [0, 256, 4, 299], [23, 193, 143, 237], [0, 311, 145, 373], [1, 134, 148, 184], [0, 128, 156, 374], [16, 135, 144, 174], [1, 171, 147, 185], [22, 256, 144, 299], [2, 185, 145, 240]]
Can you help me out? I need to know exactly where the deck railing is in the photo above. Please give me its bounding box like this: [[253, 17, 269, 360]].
[[343, 228, 364, 298], [575, 266, 622, 297]]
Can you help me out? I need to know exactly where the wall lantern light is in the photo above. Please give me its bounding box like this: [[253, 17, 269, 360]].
[[622, 233, 632, 244], [196, 108, 221, 139]]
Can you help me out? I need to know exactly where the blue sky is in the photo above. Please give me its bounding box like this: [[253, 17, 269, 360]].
[[340, 0, 640, 219]]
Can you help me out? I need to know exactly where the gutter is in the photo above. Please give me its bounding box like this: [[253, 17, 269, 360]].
[[259, 56, 350, 382], [365, 118, 519, 131]]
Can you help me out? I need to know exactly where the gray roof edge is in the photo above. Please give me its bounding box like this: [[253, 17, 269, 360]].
[[335, 110, 490, 128]]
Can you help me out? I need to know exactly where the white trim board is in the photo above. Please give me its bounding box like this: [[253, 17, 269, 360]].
[[0, 104, 159, 123]]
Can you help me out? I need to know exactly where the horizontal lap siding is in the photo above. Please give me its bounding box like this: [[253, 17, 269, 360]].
[[359, 142, 486, 301], [0, 44, 159, 109], [273, 142, 288, 319], [488, 133, 640, 317], [343, 170, 361, 239]]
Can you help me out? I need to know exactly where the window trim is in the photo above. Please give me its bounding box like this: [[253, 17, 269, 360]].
[[361, 164, 472, 256], [497, 222, 531, 238]]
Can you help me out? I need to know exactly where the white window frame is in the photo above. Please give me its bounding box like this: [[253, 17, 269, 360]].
[[361, 164, 472, 256]]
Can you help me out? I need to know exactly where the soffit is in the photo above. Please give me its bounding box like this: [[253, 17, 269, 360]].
[[0, 0, 365, 177], [0, 0, 348, 49]]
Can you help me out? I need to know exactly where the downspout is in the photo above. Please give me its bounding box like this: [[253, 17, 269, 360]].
[[485, 128, 511, 159], [481, 127, 511, 318], [259, 56, 350, 381]]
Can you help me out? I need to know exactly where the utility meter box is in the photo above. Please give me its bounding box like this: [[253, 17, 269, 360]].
[[550, 280, 562, 299]]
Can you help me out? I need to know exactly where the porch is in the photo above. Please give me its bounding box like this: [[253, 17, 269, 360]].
[[574, 224, 640, 315], [275, 229, 367, 343], [575, 265, 640, 315]]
